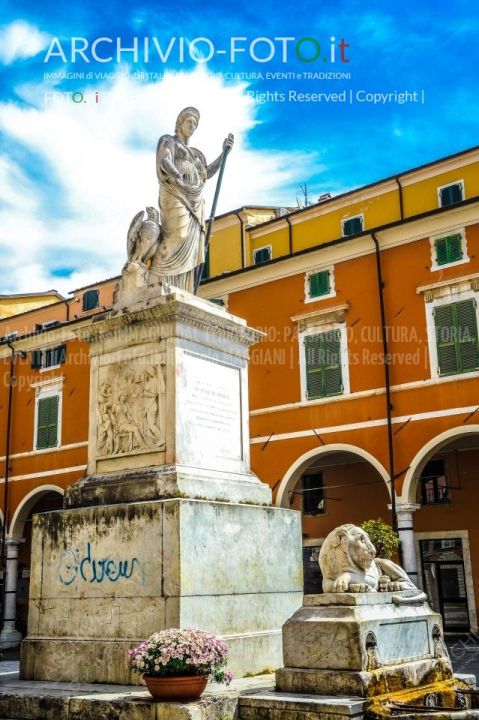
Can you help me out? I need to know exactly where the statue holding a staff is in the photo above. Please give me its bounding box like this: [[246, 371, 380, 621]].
[[119, 106, 233, 301], [149, 106, 234, 293]]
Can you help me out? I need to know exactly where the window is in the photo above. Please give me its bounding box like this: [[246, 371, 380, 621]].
[[35, 320, 61, 332], [4, 331, 18, 340], [433, 232, 465, 267], [420, 460, 449, 504], [434, 300, 479, 375], [209, 298, 225, 307], [253, 246, 272, 265], [304, 329, 343, 399], [82, 289, 99, 311], [302, 473, 325, 515], [308, 270, 331, 299], [35, 394, 60, 450], [31, 344, 67, 370], [439, 182, 464, 208], [342, 215, 364, 237]]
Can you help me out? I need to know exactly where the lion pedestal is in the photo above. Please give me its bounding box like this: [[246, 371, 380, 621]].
[[276, 591, 452, 697], [276, 524, 453, 698]]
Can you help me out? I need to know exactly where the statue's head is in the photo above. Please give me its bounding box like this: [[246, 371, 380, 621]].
[[175, 106, 200, 137], [319, 524, 377, 581]]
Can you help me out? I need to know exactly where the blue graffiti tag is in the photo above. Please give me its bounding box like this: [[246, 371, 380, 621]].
[[58, 543, 141, 586]]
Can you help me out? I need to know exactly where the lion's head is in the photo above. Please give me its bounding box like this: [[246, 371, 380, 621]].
[[319, 524, 377, 583]]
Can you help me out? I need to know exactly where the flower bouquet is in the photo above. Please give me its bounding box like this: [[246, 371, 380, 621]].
[[128, 628, 233, 700]]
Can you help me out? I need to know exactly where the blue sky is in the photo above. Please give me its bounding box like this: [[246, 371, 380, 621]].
[[0, 0, 477, 293]]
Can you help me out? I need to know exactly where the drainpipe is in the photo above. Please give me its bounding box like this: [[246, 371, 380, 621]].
[[371, 233, 398, 535], [233, 211, 246, 269], [63, 297, 70, 322], [395, 176, 404, 220], [285, 216, 293, 255], [1, 343, 16, 628]]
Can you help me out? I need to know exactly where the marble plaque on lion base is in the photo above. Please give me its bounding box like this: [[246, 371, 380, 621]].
[[65, 288, 271, 507], [276, 592, 453, 698], [20, 498, 303, 684]]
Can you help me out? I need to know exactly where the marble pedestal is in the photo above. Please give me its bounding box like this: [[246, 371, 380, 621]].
[[20, 289, 303, 683], [276, 592, 453, 698]]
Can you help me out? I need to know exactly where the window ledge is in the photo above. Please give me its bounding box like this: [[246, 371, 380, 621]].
[[431, 257, 470, 273], [304, 291, 336, 304], [39, 363, 61, 373], [33, 444, 61, 454]]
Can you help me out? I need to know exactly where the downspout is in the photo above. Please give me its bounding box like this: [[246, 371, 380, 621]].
[[1, 343, 16, 628], [285, 215, 293, 255], [233, 210, 246, 269], [63, 297, 70, 322], [395, 176, 404, 220], [371, 233, 398, 535]]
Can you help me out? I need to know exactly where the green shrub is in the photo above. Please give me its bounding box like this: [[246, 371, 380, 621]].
[[361, 518, 399, 559]]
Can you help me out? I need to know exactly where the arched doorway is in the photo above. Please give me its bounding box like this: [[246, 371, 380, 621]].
[[9, 486, 64, 639], [401, 426, 479, 633], [277, 445, 392, 594]]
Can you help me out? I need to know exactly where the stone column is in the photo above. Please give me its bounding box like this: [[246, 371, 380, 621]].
[[0, 538, 24, 649], [395, 502, 421, 585]]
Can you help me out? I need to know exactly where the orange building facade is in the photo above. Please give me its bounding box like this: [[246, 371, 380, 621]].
[[1, 146, 478, 646]]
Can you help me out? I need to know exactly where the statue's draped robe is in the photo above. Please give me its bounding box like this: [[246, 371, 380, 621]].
[[150, 134, 207, 292]]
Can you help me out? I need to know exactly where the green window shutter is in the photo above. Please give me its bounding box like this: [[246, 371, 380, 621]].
[[434, 300, 479, 375], [448, 234, 463, 262], [304, 330, 343, 399], [440, 184, 463, 207], [31, 350, 43, 369], [456, 300, 479, 372], [435, 238, 449, 266], [305, 335, 324, 398], [435, 234, 463, 265], [36, 396, 59, 449], [82, 289, 99, 311], [309, 270, 330, 298], [343, 216, 363, 236], [55, 344, 66, 365], [254, 247, 272, 265], [434, 305, 458, 375]]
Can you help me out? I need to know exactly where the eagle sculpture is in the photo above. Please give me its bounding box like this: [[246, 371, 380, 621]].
[[127, 207, 160, 266]]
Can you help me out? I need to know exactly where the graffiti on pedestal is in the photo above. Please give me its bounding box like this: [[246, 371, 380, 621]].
[[58, 542, 146, 587]]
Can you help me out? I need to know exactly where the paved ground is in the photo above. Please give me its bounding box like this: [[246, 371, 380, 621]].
[[447, 635, 479, 681]]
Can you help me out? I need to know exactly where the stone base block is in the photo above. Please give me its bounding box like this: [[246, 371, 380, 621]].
[[276, 657, 453, 698], [21, 498, 302, 684], [64, 465, 271, 508], [240, 691, 365, 720], [0, 678, 240, 720], [21, 630, 284, 685], [282, 592, 452, 672]]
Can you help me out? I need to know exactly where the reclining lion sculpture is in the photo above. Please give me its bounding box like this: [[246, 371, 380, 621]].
[[319, 523, 417, 593]]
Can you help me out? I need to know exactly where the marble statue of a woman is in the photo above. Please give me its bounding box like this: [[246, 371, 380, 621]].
[[149, 107, 234, 292]]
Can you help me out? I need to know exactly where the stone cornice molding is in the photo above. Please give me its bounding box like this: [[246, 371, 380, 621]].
[[291, 303, 350, 332], [75, 293, 264, 348], [417, 272, 479, 303]]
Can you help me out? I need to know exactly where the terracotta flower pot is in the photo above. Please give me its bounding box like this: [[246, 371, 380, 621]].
[[144, 674, 208, 701]]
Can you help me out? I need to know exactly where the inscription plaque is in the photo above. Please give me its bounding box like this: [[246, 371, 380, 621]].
[[178, 351, 243, 468]]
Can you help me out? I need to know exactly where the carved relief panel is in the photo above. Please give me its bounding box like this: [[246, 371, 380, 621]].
[[96, 360, 165, 458]]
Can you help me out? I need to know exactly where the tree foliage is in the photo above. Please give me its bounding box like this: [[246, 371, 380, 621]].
[[361, 518, 399, 559]]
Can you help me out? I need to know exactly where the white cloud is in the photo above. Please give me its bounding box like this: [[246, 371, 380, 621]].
[[0, 66, 320, 294], [0, 21, 50, 64]]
